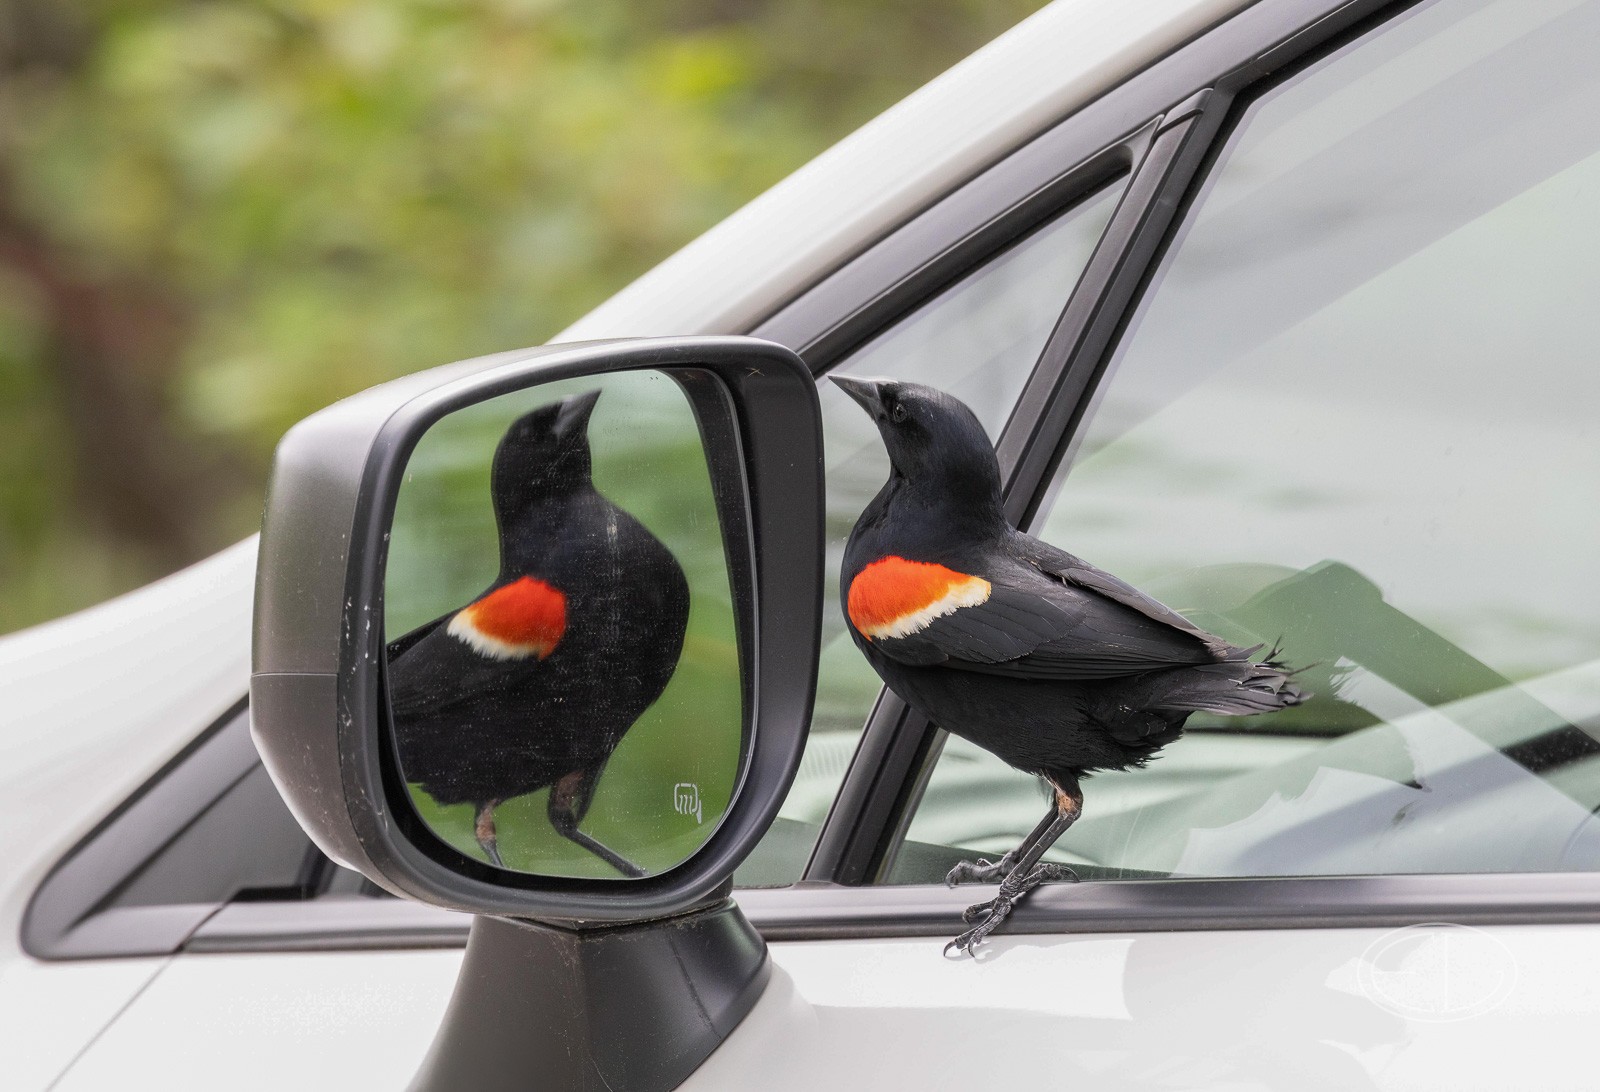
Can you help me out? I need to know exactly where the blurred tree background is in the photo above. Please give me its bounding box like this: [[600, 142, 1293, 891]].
[[0, 0, 1042, 635]]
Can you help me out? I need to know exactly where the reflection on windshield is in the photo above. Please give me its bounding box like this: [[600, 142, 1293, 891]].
[[890, 0, 1600, 886], [987, 0, 1600, 878], [1046, 0, 1600, 682], [897, 562, 1600, 880], [1085, 562, 1600, 877]]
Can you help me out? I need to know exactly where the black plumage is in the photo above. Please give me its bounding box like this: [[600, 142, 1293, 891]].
[[834, 377, 1306, 953], [386, 389, 690, 877]]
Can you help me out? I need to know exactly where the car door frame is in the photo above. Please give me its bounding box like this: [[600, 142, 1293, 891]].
[[38, 0, 1600, 961], [742, 0, 1600, 940]]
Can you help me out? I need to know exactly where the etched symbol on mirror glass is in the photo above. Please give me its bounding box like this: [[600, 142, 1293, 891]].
[[673, 783, 703, 824]]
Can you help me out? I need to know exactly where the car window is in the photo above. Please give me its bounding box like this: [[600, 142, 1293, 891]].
[[887, 0, 1600, 883], [732, 181, 1123, 885], [22, 708, 330, 958], [47, 184, 1129, 936]]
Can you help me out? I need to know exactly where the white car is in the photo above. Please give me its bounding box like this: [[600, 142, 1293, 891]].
[[8, 0, 1600, 1086]]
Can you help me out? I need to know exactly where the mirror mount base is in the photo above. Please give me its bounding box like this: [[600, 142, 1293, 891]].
[[410, 899, 769, 1092]]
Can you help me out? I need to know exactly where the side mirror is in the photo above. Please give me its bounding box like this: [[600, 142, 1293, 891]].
[[250, 337, 823, 1091]]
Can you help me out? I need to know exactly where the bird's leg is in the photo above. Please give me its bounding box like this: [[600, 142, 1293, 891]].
[[954, 816, 1080, 927], [946, 778, 1083, 957], [474, 800, 505, 868], [548, 767, 646, 879], [945, 805, 1064, 886]]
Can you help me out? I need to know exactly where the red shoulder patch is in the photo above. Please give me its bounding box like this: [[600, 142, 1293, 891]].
[[847, 556, 990, 641], [448, 576, 567, 660]]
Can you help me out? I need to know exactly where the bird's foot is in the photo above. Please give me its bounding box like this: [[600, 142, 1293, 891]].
[[945, 852, 1019, 886], [1025, 860, 1078, 886], [945, 893, 1015, 956], [946, 862, 1077, 955], [957, 861, 1077, 915]]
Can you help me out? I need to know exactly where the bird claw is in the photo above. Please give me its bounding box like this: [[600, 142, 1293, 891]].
[[945, 854, 1014, 886], [952, 859, 1076, 896], [947, 862, 1078, 952], [1021, 861, 1078, 886], [945, 894, 1014, 956], [940, 851, 1004, 883]]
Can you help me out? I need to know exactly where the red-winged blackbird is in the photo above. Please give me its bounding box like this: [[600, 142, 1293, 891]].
[[834, 377, 1306, 953], [386, 389, 690, 877]]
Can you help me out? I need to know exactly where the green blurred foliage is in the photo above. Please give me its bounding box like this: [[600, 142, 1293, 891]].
[[388, 373, 743, 876], [0, 0, 1043, 634]]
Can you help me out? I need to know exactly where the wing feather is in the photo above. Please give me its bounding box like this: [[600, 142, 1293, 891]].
[[858, 550, 1232, 680], [1033, 545, 1240, 659]]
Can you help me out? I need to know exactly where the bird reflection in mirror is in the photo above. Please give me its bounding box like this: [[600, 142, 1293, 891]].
[[834, 377, 1308, 954], [386, 389, 690, 876]]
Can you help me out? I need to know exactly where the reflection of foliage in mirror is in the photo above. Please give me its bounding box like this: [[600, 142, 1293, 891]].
[[386, 371, 742, 878]]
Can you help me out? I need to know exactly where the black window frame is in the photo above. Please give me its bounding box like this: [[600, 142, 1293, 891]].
[[23, 701, 315, 959], [781, 0, 1422, 889], [767, 0, 1600, 937]]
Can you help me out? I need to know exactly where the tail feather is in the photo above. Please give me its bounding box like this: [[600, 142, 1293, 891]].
[[1139, 645, 1311, 716]]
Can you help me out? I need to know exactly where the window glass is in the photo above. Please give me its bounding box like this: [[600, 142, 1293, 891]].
[[731, 182, 1123, 885], [112, 764, 314, 907], [890, 0, 1600, 882]]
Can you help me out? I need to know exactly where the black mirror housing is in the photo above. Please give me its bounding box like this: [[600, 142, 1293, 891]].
[[250, 336, 823, 924]]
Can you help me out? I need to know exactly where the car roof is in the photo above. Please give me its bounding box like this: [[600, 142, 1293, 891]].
[[558, 0, 1252, 343]]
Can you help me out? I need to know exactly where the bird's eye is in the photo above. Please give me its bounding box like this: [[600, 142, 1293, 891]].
[[890, 403, 908, 423]]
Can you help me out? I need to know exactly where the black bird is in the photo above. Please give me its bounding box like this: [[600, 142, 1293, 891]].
[[834, 377, 1306, 954], [386, 389, 690, 877]]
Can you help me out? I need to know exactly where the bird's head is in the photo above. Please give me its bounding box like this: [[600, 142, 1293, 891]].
[[831, 377, 1003, 515], [490, 388, 600, 515]]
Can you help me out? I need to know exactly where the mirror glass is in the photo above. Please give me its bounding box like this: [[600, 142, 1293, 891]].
[[383, 369, 744, 879]]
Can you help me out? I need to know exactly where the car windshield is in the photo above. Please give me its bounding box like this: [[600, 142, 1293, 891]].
[[889, 0, 1600, 883]]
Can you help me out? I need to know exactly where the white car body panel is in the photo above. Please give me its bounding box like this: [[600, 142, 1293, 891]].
[[44, 927, 1594, 1091], [696, 926, 1592, 1091], [0, 537, 257, 926], [0, 537, 256, 937], [49, 951, 462, 1091], [0, 956, 169, 1090], [0, 540, 256, 1084], [8, 0, 1592, 1087]]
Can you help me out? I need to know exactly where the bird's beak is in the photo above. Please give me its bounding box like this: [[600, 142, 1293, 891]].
[[831, 375, 887, 420], [553, 388, 602, 441]]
